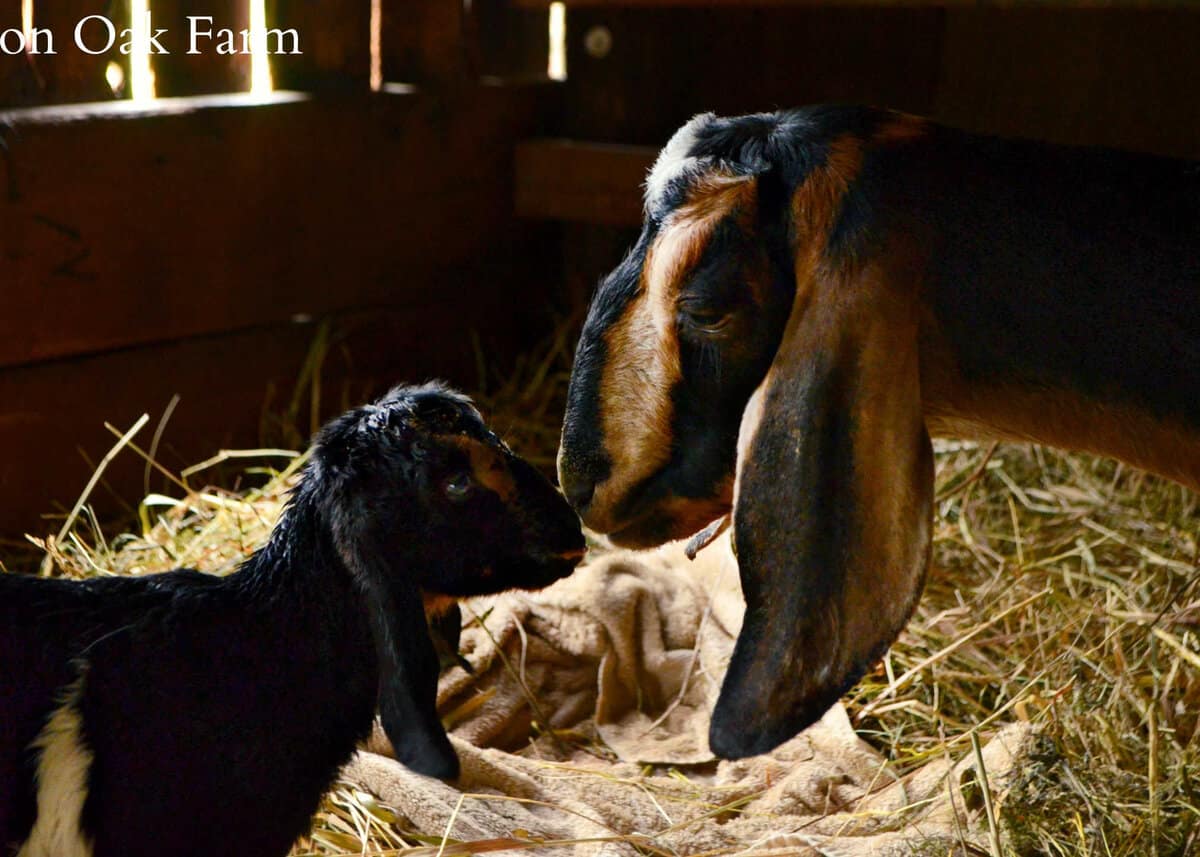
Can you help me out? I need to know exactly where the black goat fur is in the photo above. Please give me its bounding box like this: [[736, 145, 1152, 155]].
[[0, 382, 584, 857]]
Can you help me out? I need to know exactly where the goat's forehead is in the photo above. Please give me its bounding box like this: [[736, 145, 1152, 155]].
[[644, 112, 717, 216]]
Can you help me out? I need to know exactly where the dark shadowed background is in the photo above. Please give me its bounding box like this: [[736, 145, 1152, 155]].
[[2, 0, 1197, 538]]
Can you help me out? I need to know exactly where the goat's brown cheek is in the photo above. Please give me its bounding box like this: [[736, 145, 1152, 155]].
[[585, 295, 679, 528], [587, 185, 754, 536]]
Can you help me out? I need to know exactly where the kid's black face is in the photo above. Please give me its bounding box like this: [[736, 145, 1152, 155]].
[[404, 429, 587, 595], [312, 382, 584, 780], [318, 382, 585, 596]]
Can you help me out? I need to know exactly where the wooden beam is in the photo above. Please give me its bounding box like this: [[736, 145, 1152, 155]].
[[475, 0, 552, 80], [31, 0, 118, 104], [151, 0, 252, 96], [0, 1, 37, 107], [0, 82, 556, 370], [380, 0, 474, 90], [269, 0, 371, 91], [515, 138, 653, 226]]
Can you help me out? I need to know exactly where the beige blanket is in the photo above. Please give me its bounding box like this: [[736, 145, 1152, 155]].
[[346, 536, 1032, 855]]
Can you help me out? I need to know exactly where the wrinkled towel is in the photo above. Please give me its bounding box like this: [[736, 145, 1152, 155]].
[[346, 536, 1033, 855]]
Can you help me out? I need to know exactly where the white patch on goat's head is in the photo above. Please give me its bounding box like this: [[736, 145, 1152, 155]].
[[644, 112, 716, 216], [18, 674, 94, 857]]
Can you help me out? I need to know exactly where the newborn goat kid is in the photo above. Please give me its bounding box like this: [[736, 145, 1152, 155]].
[[0, 383, 584, 857]]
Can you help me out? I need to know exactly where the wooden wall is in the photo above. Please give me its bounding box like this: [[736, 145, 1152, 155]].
[[514, 1, 1200, 318], [0, 0, 560, 540], [3, 0, 1199, 541], [552, 4, 1200, 156]]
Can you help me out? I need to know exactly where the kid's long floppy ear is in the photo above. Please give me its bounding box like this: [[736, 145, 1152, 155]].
[[361, 569, 459, 779], [708, 259, 935, 759], [334, 520, 459, 779]]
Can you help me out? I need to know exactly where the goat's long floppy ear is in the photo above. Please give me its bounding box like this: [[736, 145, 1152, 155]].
[[332, 517, 458, 779], [709, 260, 934, 759], [361, 571, 459, 779]]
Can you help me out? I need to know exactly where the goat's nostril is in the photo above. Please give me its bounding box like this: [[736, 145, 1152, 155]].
[[561, 472, 596, 512]]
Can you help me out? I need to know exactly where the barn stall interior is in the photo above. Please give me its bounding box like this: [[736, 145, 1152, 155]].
[[2, 2, 1198, 855]]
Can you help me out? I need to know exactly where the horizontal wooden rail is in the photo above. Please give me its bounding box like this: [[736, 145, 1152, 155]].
[[0, 81, 558, 372], [0, 79, 567, 537], [515, 138, 654, 226]]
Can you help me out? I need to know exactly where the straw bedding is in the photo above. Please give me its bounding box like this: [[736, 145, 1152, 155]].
[[14, 333, 1199, 856], [341, 534, 1037, 856]]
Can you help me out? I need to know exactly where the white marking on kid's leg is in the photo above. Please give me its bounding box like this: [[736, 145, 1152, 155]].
[[18, 674, 94, 857]]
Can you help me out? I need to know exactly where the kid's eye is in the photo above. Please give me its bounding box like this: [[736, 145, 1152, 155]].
[[443, 473, 474, 501]]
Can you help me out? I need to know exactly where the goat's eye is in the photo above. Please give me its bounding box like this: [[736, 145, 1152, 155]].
[[443, 473, 474, 501], [678, 302, 731, 334]]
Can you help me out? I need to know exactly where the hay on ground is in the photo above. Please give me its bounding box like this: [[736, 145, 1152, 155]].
[[12, 321, 1198, 857]]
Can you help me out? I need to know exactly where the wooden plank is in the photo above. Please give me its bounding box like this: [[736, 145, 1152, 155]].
[[0, 301, 551, 540], [150, 0, 252, 96], [935, 8, 1200, 157], [269, 0, 371, 91], [379, 0, 474, 90], [561, 6, 942, 144], [0, 0, 38, 107], [475, 0, 552, 80], [31, 0, 117, 104], [515, 138, 652, 226], [0, 81, 556, 370]]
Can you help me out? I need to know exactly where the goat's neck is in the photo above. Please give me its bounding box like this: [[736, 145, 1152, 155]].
[[238, 489, 349, 591], [922, 338, 1200, 493], [225, 487, 381, 715], [905, 128, 1200, 491]]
